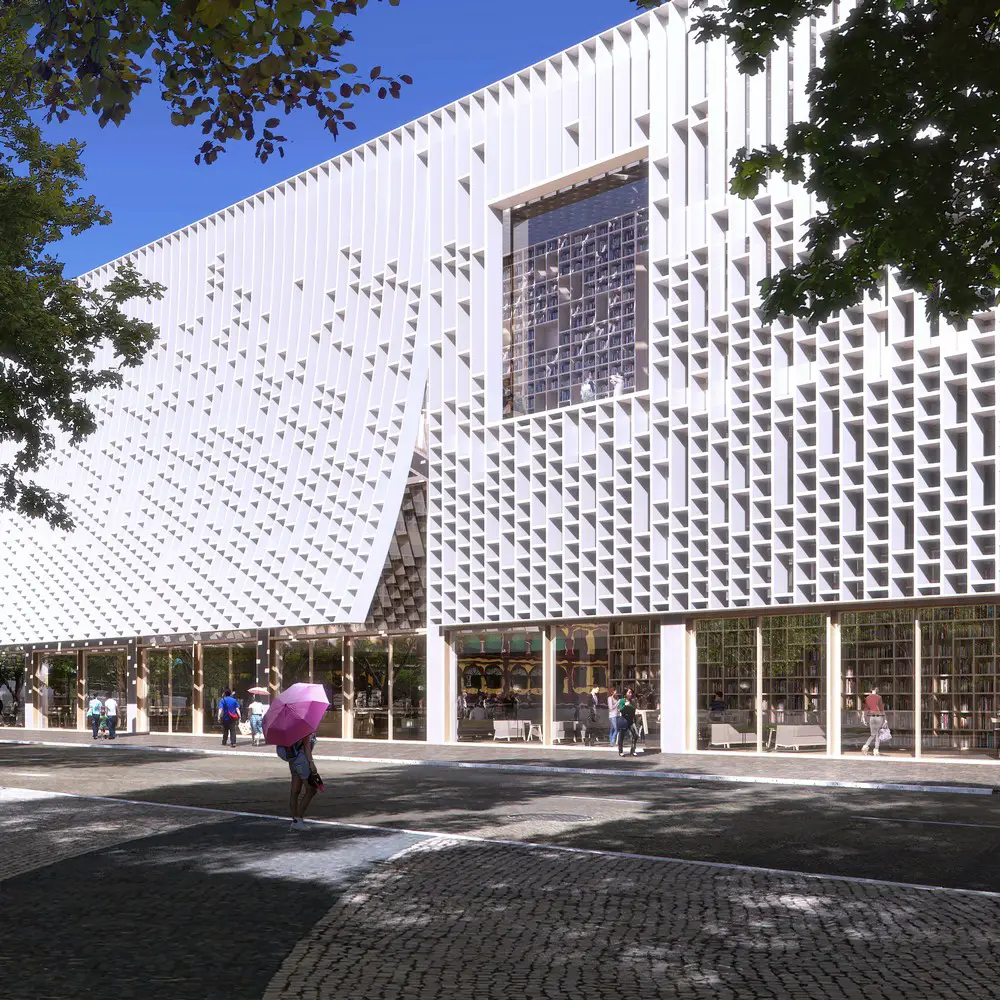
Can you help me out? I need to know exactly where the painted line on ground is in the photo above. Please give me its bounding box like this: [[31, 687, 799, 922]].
[[4, 782, 1000, 901], [1, 737, 997, 797], [857, 814, 1000, 831]]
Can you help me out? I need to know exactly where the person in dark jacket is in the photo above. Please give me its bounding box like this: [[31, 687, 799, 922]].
[[617, 687, 639, 757], [219, 688, 241, 747]]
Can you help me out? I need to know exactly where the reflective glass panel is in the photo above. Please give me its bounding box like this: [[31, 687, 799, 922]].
[[170, 647, 194, 734], [455, 630, 543, 742], [86, 651, 127, 702], [760, 615, 826, 754], [552, 624, 609, 745], [0, 652, 26, 726], [696, 618, 756, 750], [609, 620, 660, 750], [842, 610, 914, 757], [314, 639, 343, 738], [392, 635, 426, 741], [44, 654, 78, 729], [231, 644, 256, 714], [202, 646, 230, 720], [145, 650, 170, 733], [352, 637, 389, 739], [919, 605, 999, 757], [278, 641, 311, 690]]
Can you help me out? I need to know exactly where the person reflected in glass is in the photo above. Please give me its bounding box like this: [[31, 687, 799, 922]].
[[617, 687, 639, 758]]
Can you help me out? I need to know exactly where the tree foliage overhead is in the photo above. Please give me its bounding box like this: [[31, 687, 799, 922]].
[[634, 0, 1000, 326], [0, 23, 163, 529], [11, 0, 413, 164]]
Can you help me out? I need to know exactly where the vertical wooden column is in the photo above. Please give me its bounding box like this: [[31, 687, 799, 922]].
[[192, 642, 204, 735], [343, 638, 354, 740], [913, 612, 922, 758], [77, 650, 86, 732], [541, 626, 555, 746], [827, 611, 842, 757], [27, 652, 42, 729], [755, 618, 763, 752], [127, 638, 139, 734], [387, 639, 395, 742]]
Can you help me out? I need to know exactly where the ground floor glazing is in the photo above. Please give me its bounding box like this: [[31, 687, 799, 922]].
[[7, 602, 1000, 760]]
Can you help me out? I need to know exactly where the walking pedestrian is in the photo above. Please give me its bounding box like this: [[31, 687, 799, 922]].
[[219, 688, 241, 747], [248, 693, 266, 746], [861, 686, 885, 757], [278, 731, 322, 830], [104, 694, 119, 740], [86, 694, 104, 739], [617, 687, 639, 757], [607, 686, 620, 747]]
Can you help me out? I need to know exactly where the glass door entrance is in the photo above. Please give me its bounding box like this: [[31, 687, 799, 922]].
[[144, 647, 193, 733], [41, 653, 79, 729]]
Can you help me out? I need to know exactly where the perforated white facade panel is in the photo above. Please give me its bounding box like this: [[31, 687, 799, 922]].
[[2, 3, 999, 646], [0, 137, 429, 643]]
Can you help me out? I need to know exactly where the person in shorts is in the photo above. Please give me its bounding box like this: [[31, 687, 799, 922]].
[[280, 732, 320, 830], [248, 694, 266, 746]]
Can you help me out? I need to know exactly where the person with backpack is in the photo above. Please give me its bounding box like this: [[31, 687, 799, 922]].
[[278, 732, 322, 830], [617, 687, 640, 757], [218, 688, 241, 747]]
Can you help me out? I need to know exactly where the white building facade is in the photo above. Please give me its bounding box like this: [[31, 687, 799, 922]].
[[3, 4, 1000, 760]]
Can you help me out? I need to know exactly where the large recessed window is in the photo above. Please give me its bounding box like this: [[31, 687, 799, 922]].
[[503, 161, 649, 417]]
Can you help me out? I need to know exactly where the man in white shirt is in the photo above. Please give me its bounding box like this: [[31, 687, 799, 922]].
[[86, 695, 104, 739], [104, 695, 119, 740]]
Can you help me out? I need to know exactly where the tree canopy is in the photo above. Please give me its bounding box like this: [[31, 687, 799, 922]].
[[635, 0, 1000, 326]]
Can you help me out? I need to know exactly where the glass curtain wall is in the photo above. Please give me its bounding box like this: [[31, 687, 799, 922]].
[[552, 624, 609, 744], [696, 618, 756, 749], [144, 647, 194, 734], [841, 610, 915, 756], [760, 615, 826, 752], [277, 641, 311, 689], [609, 620, 660, 748], [455, 630, 543, 741], [202, 645, 229, 723], [85, 651, 127, 702], [42, 653, 78, 729], [0, 652, 26, 726], [920, 605, 1000, 756], [391, 635, 426, 740], [352, 637, 389, 739], [231, 644, 256, 715], [314, 639, 343, 738]]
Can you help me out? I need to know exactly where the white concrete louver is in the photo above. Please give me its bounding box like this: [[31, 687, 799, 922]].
[[3, 2, 1000, 644], [0, 137, 429, 643]]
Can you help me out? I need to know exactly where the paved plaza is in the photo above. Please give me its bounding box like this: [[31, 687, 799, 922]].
[[3, 741, 1000, 998]]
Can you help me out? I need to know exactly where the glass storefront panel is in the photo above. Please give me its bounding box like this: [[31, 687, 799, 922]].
[[352, 636, 389, 739], [145, 650, 170, 733], [842, 610, 914, 756], [609, 620, 660, 749], [278, 641, 311, 690], [43, 654, 78, 729], [920, 605, 999, 757], [696, 618, 756, 749], [202, 645, 229, 720], [231, 644, 256, 714], [552, 624, 609, 744], [314, 639, 343, 738], [170, 648, 194, 733], [455, 630, 543, 741], [86, 651, 127, 703], [392, 635, 426, 741], [760, 615, 826, 753], [0, 651, 26, 726]]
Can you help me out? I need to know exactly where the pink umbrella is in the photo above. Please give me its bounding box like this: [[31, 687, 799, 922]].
[[263, 683, 330, 747]]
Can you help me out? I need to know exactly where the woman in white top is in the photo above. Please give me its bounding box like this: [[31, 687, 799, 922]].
[[248, 696, 266, 746]]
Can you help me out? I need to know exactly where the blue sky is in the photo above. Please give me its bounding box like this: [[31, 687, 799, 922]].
[[49, 0, 643, 277]]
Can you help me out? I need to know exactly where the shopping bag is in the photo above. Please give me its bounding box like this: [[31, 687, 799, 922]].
[[877, 720, 892, 744], [238, 720, 251, 737]]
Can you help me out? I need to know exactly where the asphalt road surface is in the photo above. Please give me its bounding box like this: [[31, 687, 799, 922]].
[[2, 743, 999, 999]]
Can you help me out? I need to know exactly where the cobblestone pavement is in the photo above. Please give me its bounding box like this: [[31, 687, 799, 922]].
[[7, 726, 1000, 790], [3, 788, 999, 1000]]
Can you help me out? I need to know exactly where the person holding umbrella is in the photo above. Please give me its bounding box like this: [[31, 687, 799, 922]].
[[263, 683, 329, 831]]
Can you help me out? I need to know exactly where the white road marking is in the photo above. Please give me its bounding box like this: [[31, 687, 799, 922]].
[[2, 738, 995, 797], [857, 814, 1000, 831], [3, 782, 999, 901]]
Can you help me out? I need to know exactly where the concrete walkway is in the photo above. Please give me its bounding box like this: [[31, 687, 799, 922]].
[[5, 727, 1000, 794]]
